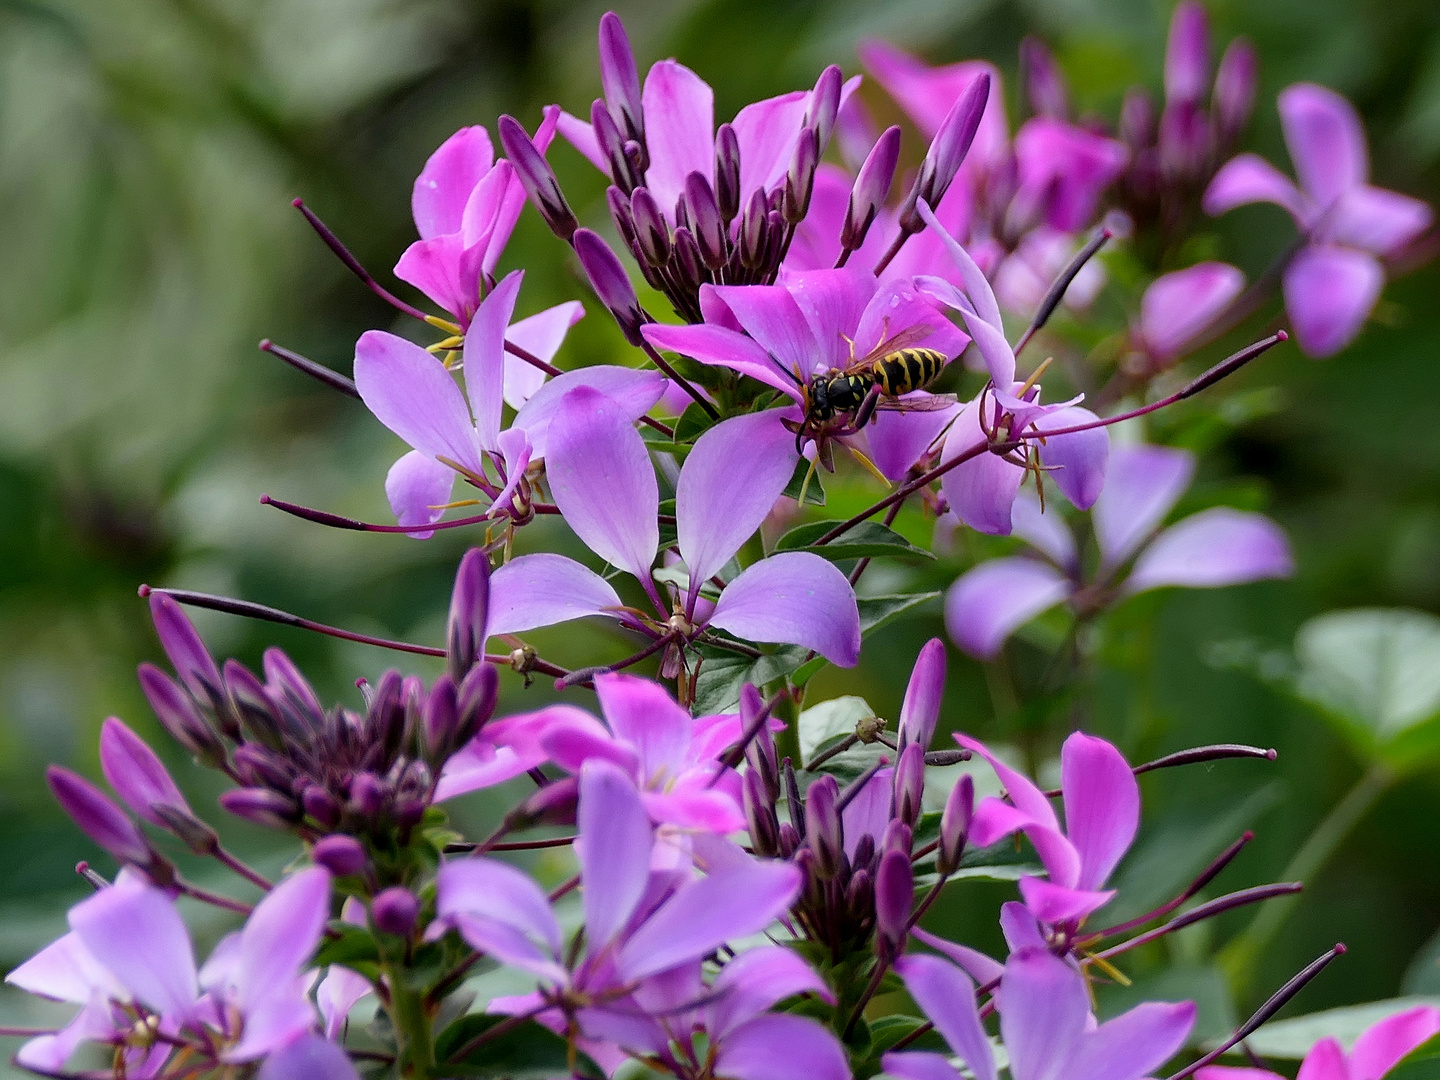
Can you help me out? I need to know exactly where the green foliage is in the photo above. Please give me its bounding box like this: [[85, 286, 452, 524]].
[[776, 520, 936, 561]]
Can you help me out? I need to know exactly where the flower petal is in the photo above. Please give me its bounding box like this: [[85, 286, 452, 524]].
[[643, 59, 715, 223], [732, 89, 810, 199], [394, 232, 473, 322], [545, 385, 660, 584], [384, 450, 456, 539], [866, 398, 961, 482], [317, 965, 372, 1041], [708, 946, 833, 1039], [1282, 244, 1384, 357], [998, 947, 1089, 1080], [1203, 153, 1306, 222], [354, 330, 482, 472], [1328, 185, 1434, 256], [6, 932, 123, 1004], [464, 270, 523, 451], [256, 1034, 362, 1080], [1139, 262, 1246, 362], [940, 398, 1022, 534], [709, 553, 861, 667], [1011, 492, 1077, 570], [236, 868, 331, 1014], [1279, 83, 1367, 208], [488, 553, 623, 636], [1350, 1006, 1440, 1080], [641, 322, 803, 402], [1061, 732, 1139, 892], [1123, 508, 1293, 595], [595, 673, 694, 780], [557, 109, 607, 172], [69, 875, 197, 1021], [1017, 876, 1115, 924], [99, 717, 189, 827], [1093, 444, 1195, 570], [708, 283, 821, 379], [883, 1052, 965, 1080], [714, 1014, 851, 1080], [893, 954, 997, 1080], [436, 858, 561, 955], [678, 411, 798, 591], [1033, 408, 1108, 510], [951, 736, 1057, 830], [1074, 1000, 1196, 1080], [578, 759, 654, 948], [784, 268, 876, 371], [504, 301, 585, 409], [412, 126, 494, 240], [514, 365, 667, 459], [945, 557, 1070, 660]]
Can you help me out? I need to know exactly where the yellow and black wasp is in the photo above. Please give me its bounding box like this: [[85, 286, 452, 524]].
[[779, 324, 958, 471]]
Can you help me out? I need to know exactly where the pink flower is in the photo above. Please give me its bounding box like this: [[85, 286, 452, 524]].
[[1197, 1004, 1440, 1080]]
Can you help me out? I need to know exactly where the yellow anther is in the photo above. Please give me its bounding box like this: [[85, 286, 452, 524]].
[[1016, 356, 1054, 399], [847, 445, 890, 486], [425, 314, 462, 333]]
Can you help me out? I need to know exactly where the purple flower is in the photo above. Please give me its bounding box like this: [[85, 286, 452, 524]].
[[1206, 83, 1433, 356], [1133, 261, 1246, 367], [884, 945, 1194, 1080], [944, 444, 1293, 659], [1197, 1004, 1440, 1080]]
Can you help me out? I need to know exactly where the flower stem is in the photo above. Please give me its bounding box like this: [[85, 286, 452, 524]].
[[388, 957, 436, 1078]]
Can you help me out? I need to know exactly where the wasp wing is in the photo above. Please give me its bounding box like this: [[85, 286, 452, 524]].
[[874, 393, 959, 413]]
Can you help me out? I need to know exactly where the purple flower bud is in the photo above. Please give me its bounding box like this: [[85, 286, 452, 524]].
[[852, 832, 876, 874], [422, 675, 459, 764], [99, 717, 189, 828], [454, 662, 499, 751], [744, 769, 779, 856], [592, 99, 639, 191], [1020, 37, 1068, 119], [893, 743, 925, 829], [147, 591, 222, 706], [48, 765, 153, 866], [739, 187, 770, 269], [150, 804, 219, 856], [1165, 0, 1210, 106], [220, 787, 300, 829], [373, 886, 419, 936], [805, 775, 843, 879], [782, 127, 820, 225], [446, 548, 491, 681], [875, 847, 913, 953], [1120, 87, 1158, 150], [498, 114, 577, 241], [303, 785, 342, 829], [898, 71, 990, 232], [232, 744, 295, 790], [937, 773, 974, 876], [138, 663, 225, 764], [684, 172, 727, 271], [671, 225, 706, 293], [842, 125, 901, 252], [715, 123, 742, 222], [844, 866, 872, 921], [630, 186, 672, 267], [264, 648, 325, 734], [881, 819, 913, 858], [348, 773, 387, 821], [223, 660, 285, 750], [313, 834, 367, 876], [365, 669, 409, 765], [777, 821, 801, 857], [1213, 39, 1258, 144], [761, 209, 786, 268], [898, 638, 946, 751], [573, 228, 647, 345], [599, 12, 645, 153], [1159, 100, 1210, 181], [505, 775, 579, 830], [806, 65, 843, 153]]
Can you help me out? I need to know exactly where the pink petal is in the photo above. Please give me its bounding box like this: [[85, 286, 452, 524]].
[[545, 385, 659, 584], [1093, 444, 1195, 570], [354, 330, 482, 472], [1297, 1038, 1349, 1080], [463, 270, 523, 451], [945, 557, 1070, 660], [916, 197, 1002, 330], [640, 789, 745, 833], [1195, 1070, 1286, 1080], [68, 875, 197, 1021], [957, 308, 1017, 388], [1328, 185, 1434, 256], [784, 268, 876, 371], [514, 365, 667, 459], [853, 277, 970, 362], [1279, 83, 1368, 208], [998, 947, 1089, 1080], [883, 1052, 964, 1080], [1203, 153, 1307, 222], [317, 965, 372, 1040], [1011, 492, 1077, 570], [556, 109, 607, 172], [488, 553, 622, 635], [708, 553, 861, 667], [732, 89, 810, 200], [1061, 731, 1139, 892], [578, 759, 654, 948], [642, 59, 715, 223], [541, 714, 641, 776], [1283, 244, 1384, 357], [910, 927, 1005, 988], [1018, 875, 1115, 924], [678, 411, 798, 590], [504, 301, 585, 409], [940, 399, 1022, 535], [1139, 262, 1246, 362], [434, 741, 548, 800], [1074, 999, 1196, 1080], [1350, 1006, 1440, 1080], [857, 42, 1006, 162], [714, 1014, 851, 1080], [489, 427, 532, 516], [1123, 508, 1294, 595], [866, 399, 961, 481], [893, 954, 997, 1080], [412, 125, 494, 240], [898, 637, 946, 750], [951, 735, 1057, 830], [708, 283, 821, 379], [393, 232, 472, 321], [1014, 117, 1128, 232], [436, 858, 561, 955], [841, 766, 893, 857], [594, 673, 694, 779], [7, 932, 122, 1003], [384, 449, 456, 539], [236, 867, 331, 1015], [256, 1034, 362, 1080], [641, 322, 804, 402], [999, 900, 1048, 953], [708, 945, 833, 1038], [1034, 407, 1108, 511]]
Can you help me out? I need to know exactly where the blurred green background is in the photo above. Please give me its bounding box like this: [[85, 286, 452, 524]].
[[2, 0, 1439, 1069]]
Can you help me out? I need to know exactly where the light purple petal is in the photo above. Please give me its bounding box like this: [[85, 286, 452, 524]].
[[894, 954, 997, 1080], [1350, 1006, 1440, 1080], [1279, 83, 1367, 208], [1123, 508, 1294, 595], [557, 109, 607, 172], [883, 1051, 965, 1080], [707, 945, 833, 1039], [464, 270, 523, 451], [998, 947, 1089, 1080], [1033, 408, 1108, 510], [256, 1034, 362, 1080], [1139, 263, 1246, 362], [236, 867, 331, 1014], [678, 411, 798, 591], [317, 966, 372, 1041], [910, 927, 1005, 989], [436, 858, 561, 955], [944, 558, 1070, 660], [998, 900, 1048, 954], [708, 284, 820, 379], [840, 766, 892, 857], [1296, 1038, 1349, 1080], [898, 638, 947, 750], [68, 875, 197, 1020], [1017, 876, 1115, 924], [412, 126, 494, 240], [434, 740, 548, 801], [488, 553, 622, 636], [1203, 154, 1306, 222], [446, 914, 570, 985], [957, 308, 1017, 389], [1074, 1000, 1197, 1080], [866, 399, 961, 482], [1328, 185, 1434, 256], [940, 401, 1023, 535], [541, 713, 641, 776], [1061, 732, 1139, 892], [594, 673, 693, 780], [489, 427, 532, 516], [1011, 492, 1077, 570], [514, 365, 668, 459], [545, 385, 659, 584], [1282, 244, 1384, 357], [99, 717, 189, 826], [1013, 118, 1128, 232], [224, 981, 316, 1062], [1093, 444, 1195, 570], [714, 1014, 851, 1080], [640, 789, 746, 833], [916, 198, 1001, 330], [354, 330, 482, 472], [15, 996, 118, 1073], [384, 450, 456, 538], [618, 861, 801, 981], [641, 322, 804, 402], [643, 59, 715, 223], [709, 553, 861, 667], [784, 268, 875, 370], [6, 932, 122, 1003], [853, 277, 970, 361], [504, 301, 585, 408], [952, 736, 1057, 829], [732, 88, 810, 198], [578, 759, 654, 948]]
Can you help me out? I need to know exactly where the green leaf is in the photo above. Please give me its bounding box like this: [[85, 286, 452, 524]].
[[1233, 997, 1440, 1060], [1390, 1032, 1440, 1080], [782, 459, 827, 505], [314, 924, 380, 968], [673, 401, 721, 444], [692, 644, 810, 715], [913, 861, 1042, 888], [775, 519, 934, 561], [859, 592, 942, 635], [434, 1014, 603, 1078]]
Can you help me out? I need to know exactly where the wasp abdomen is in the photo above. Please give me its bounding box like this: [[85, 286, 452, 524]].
[[871, 348, 947, 397]]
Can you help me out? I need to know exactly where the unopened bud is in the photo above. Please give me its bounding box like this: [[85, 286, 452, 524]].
[[715, 123, 742, 222], [98, 717, 190, 828], [220, 788, 300, 830], [807, 65, 843, 153], [223, 660, 285, 750], [804, 775, 844, 879], [744, 769, 779, 856], [671, 226, 706, 293], [1120, 88, 1158, 150], [574, 228, 647, 344], [303, 785, 342, 829], [1021, 37, 1068, 118], [1213, 39, 1258, 144], [845, 867, 873, 922], [313, 834, 367, 877], [893, 743, 925, 829], [898, 638, 946, 751], [782, 127, 820, 224], [937, 774, 974, 876], [875, 848, 914, 953], [898, 71, 990, 233], [684, 171, 727, 271], [1164, 0, 1210, 107], [366, 670, 409, 766], [138, 663, 225, 765], [505, 775, 580, 830], [842, 125, 901, 252], [372, 886, 419, 936], [598, 12, 645, 155], [852, 832, 876, 874], [777, 822, 801, 857], [447, 549, 491, 682], [607, 185, 640, 261], [349, 773, 387, 819], [591, 99, 639, 191], [454, 662, 499, 750], [630, 187, 672, 267], [739, 188, 770, 269], [498, 114, 578, 241], [422, 675, 459, 765], [263, 648, 325, 735], [882, 820, 913, 858], [151, 804, 219, 856], [232, 744, 294, 791], [147, 592, 223, 708], [48, 766, 153, 867]]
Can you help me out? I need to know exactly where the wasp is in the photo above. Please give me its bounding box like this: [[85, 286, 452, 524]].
[[780, 325, 958, 470]]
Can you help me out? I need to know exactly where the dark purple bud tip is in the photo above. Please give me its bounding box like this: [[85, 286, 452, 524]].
[[875, 847, 914, 951], [220, 788, 300, 830], [599, 12, 645, 149], [574, 228, 646, 344], [373, 886, 420, 936], [807, 65, 843, 152], [899, 71, 990, 232], [843, 126, 901, 251], [147, 590, 223, 706], [313, 835, 368, 877], [498, 114, 578, 241], [447, 549, 491, 681], [48, 766, 152, 866]]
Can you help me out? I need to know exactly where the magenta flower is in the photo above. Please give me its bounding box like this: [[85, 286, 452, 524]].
[[944, 444, 1293, 659], [394, 114, 561, 327], [1133, 261, 1246, 368], [885, 946, 1194, 1080], [1196, 1004, 1440, 1080], [1206, 83, 1433, 356]]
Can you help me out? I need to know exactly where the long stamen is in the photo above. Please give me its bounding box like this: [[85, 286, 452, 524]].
[[1014, 226, 1112, 356], [291, 199, 433, 324], [259, 340, 360, 398]]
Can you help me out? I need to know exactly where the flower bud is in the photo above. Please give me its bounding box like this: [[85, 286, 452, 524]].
[[1159, 100, 1210, 182], [671, 226, 706, 293], [715, 123, 742, 222], [504, 775, 579, 830], [220, 788, 300, 829], [447, 548, 491, 682], [845, 866, 873, 922], [313, 834, 367, 877], [574, 228, 647, 345], [1213, 39, 1258, 144], [739, 188, 770, 269], [99, 717, 190, 828], [1021, 37, 1068, 119], [882, 819, 913, 858], [804, 775, 844, 879], [349, 773, 387, 819], [263, 648, 325, 736], [777, 822, 801, 857], [151, 804, 220, 856], [782, 127, 819, 224], [852, 832, 876, 874], [138, 663, 226, 765], [937, 773, 974, 876], [898, 71, 990, 233], [303, 785, 342, 829], [1120, 87, 1157, 150], [898, 638, 946, 751], [422, 675, 459, 765], [498, 114, 578, 241], [223, 660, 285, 750], [842, 125, 901, 252], [893, 743, 925, 829], [365, 669, 409, 766], [684, 171, 727, 271], [807, 65, 843, 153], [607, 185, 640, 260], [48, 766, 153, 867], [630, 187, 672, 267], [598, 12, 645, 154], [743, 769, 779, 856], [875, 847, 914, 953], [592, 99, 639, 191], [232, 744, 294, 791], [147, 592, 223, 708], [1165, 0, 1210, 106], [373, 886, 419, 936]]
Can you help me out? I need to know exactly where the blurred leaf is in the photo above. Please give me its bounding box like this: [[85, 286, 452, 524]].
[[434, 1013, 602, 1077], [1390, 1032, 1440, 1080], [860, 592, 942, 635], [776, 520, 934, 561], [1096, 965, 1237, 1045], [1404, 928, 1440, 995], [1234, 998, 1440, 1059]]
